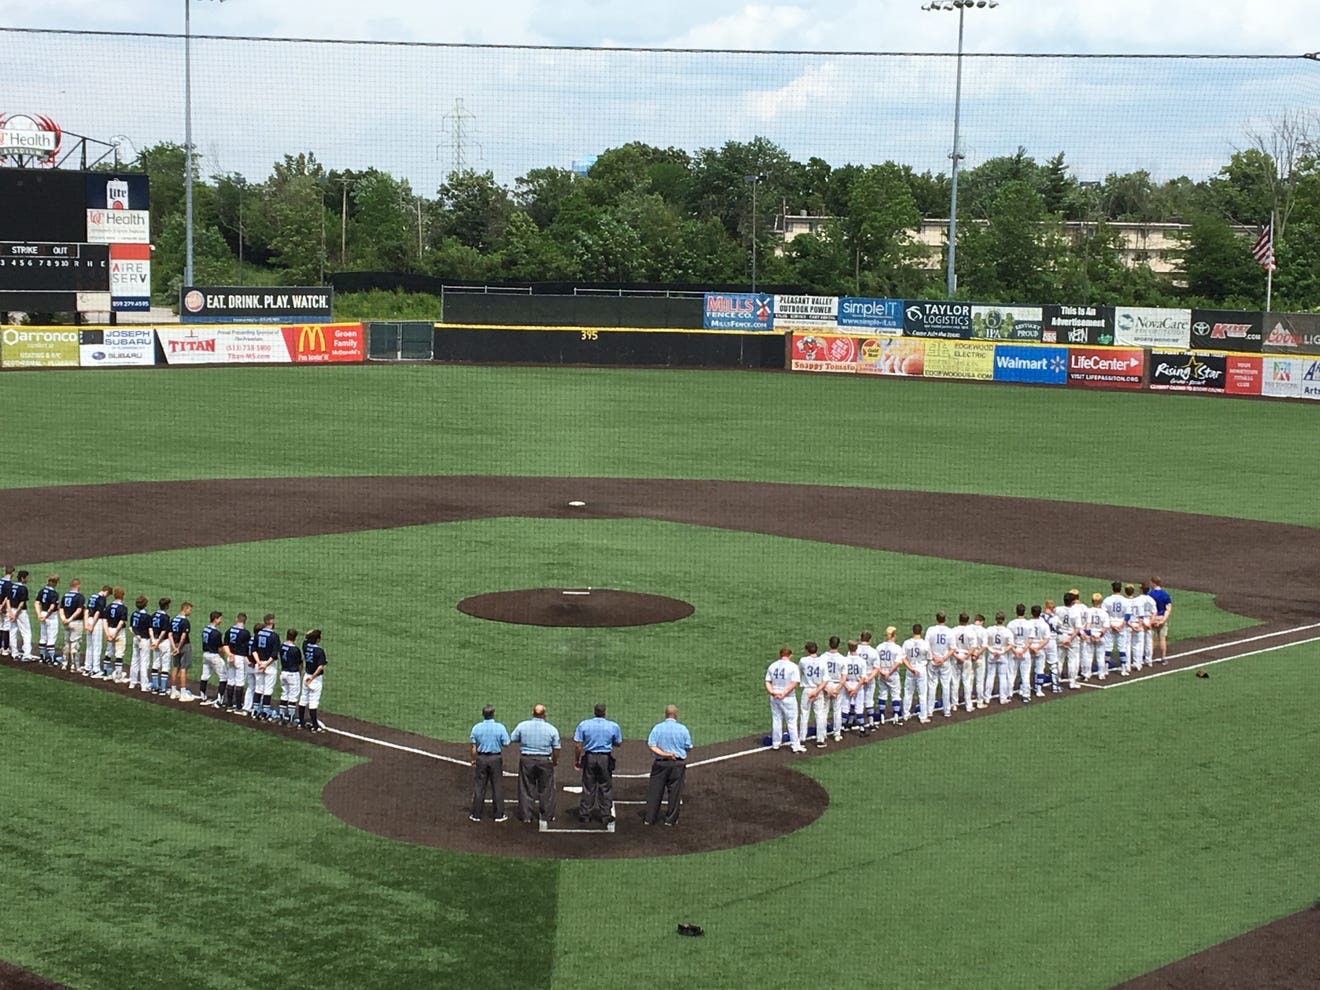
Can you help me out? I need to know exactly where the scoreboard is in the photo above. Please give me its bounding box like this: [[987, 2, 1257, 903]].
[[0, 242, 109, 293]]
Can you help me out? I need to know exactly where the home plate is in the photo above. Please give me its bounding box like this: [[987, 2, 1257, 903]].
[[568, 500, 586, 508]]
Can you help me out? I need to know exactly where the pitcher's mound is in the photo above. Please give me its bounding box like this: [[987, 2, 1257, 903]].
[[457, 588, 693, 627]]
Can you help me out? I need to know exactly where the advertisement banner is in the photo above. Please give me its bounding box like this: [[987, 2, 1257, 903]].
[[1261, 357, 1302, 398], [923, 339, 993, 380], [78, 328, 155, 367], [1041, 304, 1115, 345], [1189, 308, 1263, 353], [992, 345, 1068, 385], [1301, 359, 1320, 401], [86, 208, 150, 244], [280, 323, 365, 364], [702, 292, 774, 331], [773, 294, 838, 331], [970, 304, 1043, 342], [1224, 355, 1262, 396], [157, 325, 291, 365], [838, 297, 903, 333], [1262, 312, 1320, 354], [903, 300, 972, 339], [856, 337, 925, 376], [0, 325, 80, 367], [109, 243, 151, 312], [789, 333, 858, 373], [1149, 350, 1227, 392], [1114, 306, 1191, 349], [1067, 347, 1144, 389], [85, 173, 150, 212], [181, 286, 335, 324]]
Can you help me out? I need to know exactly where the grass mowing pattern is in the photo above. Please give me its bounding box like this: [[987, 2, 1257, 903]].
[[551, 642, 1320, 990]]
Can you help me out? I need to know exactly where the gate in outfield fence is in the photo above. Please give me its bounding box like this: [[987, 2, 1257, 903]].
[[366, 322, 434, 361]]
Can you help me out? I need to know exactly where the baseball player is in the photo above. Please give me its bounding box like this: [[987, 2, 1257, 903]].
[[0, 564, 14, 657], [900, 624, 932, 724], [1136, 582, 1158, 668], [857, 631, 881, 729], [83, 584, 110, 677], [169, 602, 196, 702], [873, 626, 904, 724], [1054, 592, 1079, 689], [1101, 581, 1127, 674], [128, 595, 153, 691], [841, 640, 869, 733], [278, 628, 303, 724], [1148, 577, 1173, 663], [221, 612, 252, 712], [797, 641, 830, 748], [196, 611, 225, 704], [1123, 584, 1144, 673], [1007, 604, 1035, 700], [148, 597, 172, 695], [925, 612, 955, 718], [59, 578, 86, 672], [1065, 590, 1089, 688], [250, 614, 280, 720], [103, 588, 129, 682], [821, 635, 848, 742], [298, 628, 327, 731], [1034, 603, 1060, 693], [764, 647, 805, 752], [9, 570, 32, 661], [985, 611, 1015, 703], [1085, 593, 1108, 680], [971, 614, 989, 708], [952, 613, 977, 713], [35, 574, 60, 665]]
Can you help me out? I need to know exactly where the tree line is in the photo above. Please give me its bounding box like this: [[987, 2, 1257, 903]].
[[121, 126, 1319, 312]]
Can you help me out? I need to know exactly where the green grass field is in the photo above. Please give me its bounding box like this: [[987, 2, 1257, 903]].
[[0, 364, 1315, 989]]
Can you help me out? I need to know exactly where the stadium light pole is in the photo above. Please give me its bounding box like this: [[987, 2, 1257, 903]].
[[744, 173, 763, 293], [185, 0, 225, 289], [923, 0, 997, 299]]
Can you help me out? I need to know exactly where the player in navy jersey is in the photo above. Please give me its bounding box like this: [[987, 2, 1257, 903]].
[[83, 585, 110, 676], [59, 578, 86, 671], [221, 613, 252, 713], [249, 614, 280, 719], [168, 602, 195, 702], [103, 589, 129, 682], [299, 629, 327, 731], [278, 629, 303, 724], [148, 598, 172, 694], [9, 570, 32, 661], [0, 565, 14, 657], [35, 575, 60, 665], [128, 595, 153, 691], [196, 611, 225, 704]]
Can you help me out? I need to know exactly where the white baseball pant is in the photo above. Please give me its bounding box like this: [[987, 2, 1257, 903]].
[[828, 687, 847, 740], [298, 675, 323, 709], [874, 671, 902, 723], [973, 655, 988, 707], [1043, 640, 1061, 688], [62, 619, 85, 666], [902, 667, 928, 720], [85, 622, 105, 673], [39, 613, 59, 655], [1129, 626, 1146, 671], [1013, 650, 1033, 699], [769, 693, 801, 748], [956, 660, 976, 712], [928, 662, 955, 717], [12, 611, 31, 658], [129, 636, 152, 689], [280, 670, 302, 710], [799, 689, 829, 742]]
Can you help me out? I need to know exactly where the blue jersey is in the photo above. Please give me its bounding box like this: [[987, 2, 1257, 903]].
[[201, 624, 223, 652], [1149, 587, 1172, 615], [131, 608, 152, 636], [149, 610, 171, 640], [105, 601, 128, 630], [86, 592, 108, 620], [37, 584, 59, 613], [170, 613, 191, 644], [303, 642, 327, 676], [279, 641, 303, 673], [9, 582, 28, 610], [0, 579, 11, 604], [225, 625, 252, 659], [252, 627, 279, 662], [60, 590, 86, 619]]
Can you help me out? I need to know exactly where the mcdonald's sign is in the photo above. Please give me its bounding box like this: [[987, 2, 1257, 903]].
[[280, 323, 364, 364]]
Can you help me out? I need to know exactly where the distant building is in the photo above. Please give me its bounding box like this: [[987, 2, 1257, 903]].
[[571, 155, 598, 178]]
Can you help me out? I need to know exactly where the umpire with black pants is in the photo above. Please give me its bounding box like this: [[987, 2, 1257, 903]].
[[469, 705, 511, 822], [510, 704, 561, 823], [573, 703, 623, 823]]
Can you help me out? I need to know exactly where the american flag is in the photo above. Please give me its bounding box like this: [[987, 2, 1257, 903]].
[[1251, 221, 1275, 271]]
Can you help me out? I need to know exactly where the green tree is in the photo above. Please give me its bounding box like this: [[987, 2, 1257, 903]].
[[347, 171, 418, 272], [957, 180, 1063, 301], [433, 169, 513, 252], [1177, 210, 1271, 308], [515, 167, 577, 229]]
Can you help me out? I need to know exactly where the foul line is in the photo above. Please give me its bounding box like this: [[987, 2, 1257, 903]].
[[323, 726, 470, 767], [1086, 635, 1320, 689]]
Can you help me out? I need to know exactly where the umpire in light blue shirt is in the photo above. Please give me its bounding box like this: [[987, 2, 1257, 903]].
[[573, 703, 623, 824], [643, 704, 694, 827], [510, 704, 561, 823], [469, 705, 511, 823]]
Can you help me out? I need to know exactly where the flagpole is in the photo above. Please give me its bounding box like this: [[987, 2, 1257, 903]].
[[1265, 206, 1275, 314]]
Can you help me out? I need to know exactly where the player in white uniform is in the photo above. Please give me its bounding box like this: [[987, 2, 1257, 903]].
[[1053, 594, 1079, 688], [873, 627, 904, 725], [951, 614, 977, 714], [1065, 591, 1089, 688], [797, 642, 830, 747], [821, 636, 848, 742], [971, 614, 989, 709], [765, 647, 805, 752], [1099, 582, 1124, 675], [1122, 584, 1144, 673], [1035, 603, 1059, 692], [985, 612, 1015, 704], [1006, 604, 1035, 700], [1136, 583, 1158, 668], [1084, 593, 1108, 679], [925, 613, 956, 718], [841, 641, 869, 733], [901, 624, 932, 723], [857, 631, 881, 731]]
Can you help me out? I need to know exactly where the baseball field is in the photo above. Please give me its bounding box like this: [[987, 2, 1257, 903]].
[[1, 363, 1318, 990]]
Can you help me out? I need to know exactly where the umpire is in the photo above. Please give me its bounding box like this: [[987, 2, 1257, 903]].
[[573, 703, 622, 824], [510, 704, 561, 823], [469, 705, 511, 823]]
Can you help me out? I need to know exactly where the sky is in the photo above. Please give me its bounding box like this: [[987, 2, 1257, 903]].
[[0, 2, 1317, 192]]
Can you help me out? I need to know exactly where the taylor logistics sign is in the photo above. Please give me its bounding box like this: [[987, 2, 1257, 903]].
[[702, 293, 773, 331], [109, 244, 151, 312], [903, 300, 972, 339], [79, 328, 155, 367], [1149, 350, 1227, 392], [181, 286, 335, 324], [773, 294, 837, 330], [0, 325, 80, 367], [1067, 347, 1144, 389]]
